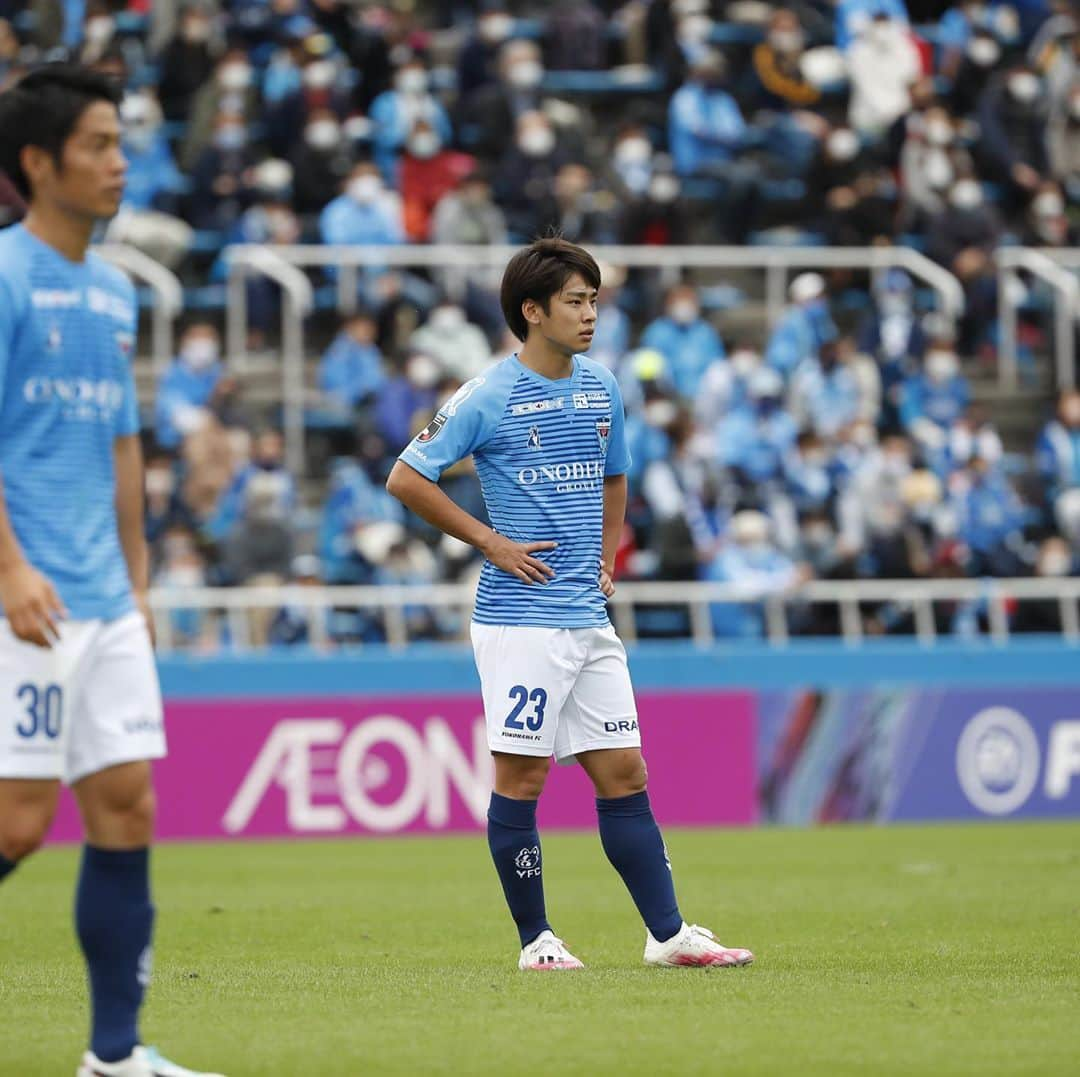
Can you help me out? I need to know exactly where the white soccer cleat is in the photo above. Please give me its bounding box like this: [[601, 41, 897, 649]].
[[643, 922, 754, 968], [518, 929, 585, 971], [77, 1045, 226, 1077]]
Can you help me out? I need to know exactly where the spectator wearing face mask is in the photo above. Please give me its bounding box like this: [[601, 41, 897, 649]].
[[1037, 390, 1080, 506], [607, 125, 656, 201], [750, 8, 821, 113], [460, 38, 548, 161], [1021, 181, 1074, 246], [159, 4, 218, 122], [209, 429, 297, 543], [789, 338, 862, 439], [492, 111, 569, 240], [926, 177, 1000, 357], [319, 312, 386, 412], [154, 526, 211, 647], [375, 351, 444, 453], [457, 2, 516, 98], [899, 106, 965, 233], [837, 433, 915, 561], [399, 120, 476, 242], [155, 324, 225, 452], [950, 29, 1004, 117], [369, 59, 451, 183], [188, 111, 259, 230], [717, 367, 799, 488], [847, 14, 922, 138], [899, 346, 971, 455], [266, 47, 353, 159], [617, 166, 691, 245], [408, 303, 491, 382], [783, 432, 835, 517], [641, 285, 726, 399], [834, 0, 909, 52], [978, 64, 1051, 207], [767, 273, 838, 380], [182, 46, 260, 171], [144, 452, 200, 558], [702, 510, 809, 639], [695, 346, 761, 427], [948, 453, 1026, 577], [289, 108, 353, 216], [803, 126, 864, 226], [117, 91, 184, 215]]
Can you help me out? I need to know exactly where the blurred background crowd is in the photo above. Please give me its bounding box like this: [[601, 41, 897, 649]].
[[1, 0, 1079, 645]]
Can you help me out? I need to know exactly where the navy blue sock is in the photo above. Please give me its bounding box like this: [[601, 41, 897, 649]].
[[75, 846, 154, 1063], [487, 793, 551, 948], [597, 791, 683, 942], [0, 851, 16, 883]]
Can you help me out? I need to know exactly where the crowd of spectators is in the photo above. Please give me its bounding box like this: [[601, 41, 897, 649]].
[[2, 0, 1079, 645]]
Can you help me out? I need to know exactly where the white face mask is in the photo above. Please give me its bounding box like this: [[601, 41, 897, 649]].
[[479, 14, 513, 44], [347, 175, 382, 203], [85, 16, 114, 45], [925, 150, 954, 190], [950, 180, 983, 210], [181, 337, 220, 370], [925, 349, 959, 382], [668, 300, 699, 325], [730, 350, 758, 379], [615, 137, 652, 165], [145, 469, 175, 499], [305, 119, 340, 150], [678, 15, 714, 46], [827, 129, 859, 162], [507, 60, 543, 90], [343, 116, 373, 142], [303, 60, 337, 90], [395, 68, 427, 95], [406, 354, 442, 388], [429, 306, 465, 331], [644, 400, 678, 428], [967, 36, 1001, 67], [649, 174, 680, 203], [769, 30, 803, 54], [407, 131, 441, 158], [867, 19, 894, 47], [166, 565, 204, 588], [218, 62, 253, 92], [1033, 191, 1064, 217], [1008, 72, 1040, 103], [254, 159, 294, 192], [924, 119, 953, 146], [125, 126, 156, 153], [519, 127, 555, 157]]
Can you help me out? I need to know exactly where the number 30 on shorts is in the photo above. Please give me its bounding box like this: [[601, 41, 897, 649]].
[[15, 682, 64, 739], [504, 685, 548, 731]]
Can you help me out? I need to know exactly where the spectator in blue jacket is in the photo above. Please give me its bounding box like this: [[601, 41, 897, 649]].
[[834, 0, 908, 51], [1036, 389, 1080, 502], [154, 323, 224, 451], [766, 273, 838, 379], [319, 311, 386, 411], [119, 90, 184, 213], [375, 352, 444, 454], [369, 58, 452, 183], [717, 366, 799, 486], [209, 430, 297, 543], [641, 284, 726, 398], [950, 454, 1026, 576], [789, 339, 862, 438], [899, 346, 971, 451]]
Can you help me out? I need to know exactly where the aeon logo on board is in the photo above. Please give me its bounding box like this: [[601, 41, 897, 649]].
[[223, 716, 493, 834], [956, 707, 1080, 815]]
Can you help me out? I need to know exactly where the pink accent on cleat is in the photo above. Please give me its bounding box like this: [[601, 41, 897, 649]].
[[518, 930, 585, 971], [643, 923, 755, 968]]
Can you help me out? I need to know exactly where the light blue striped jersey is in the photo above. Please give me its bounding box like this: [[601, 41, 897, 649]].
[[400, 353, 631, 628], [0, 224, 140, 621]]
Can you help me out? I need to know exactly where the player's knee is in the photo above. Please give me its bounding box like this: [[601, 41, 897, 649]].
[[91, 783, 156, 846], [593, 752, 648, 798], [497, 757, 551, 799], [117, 785, 156, 845], [0, 810, 54, 862]]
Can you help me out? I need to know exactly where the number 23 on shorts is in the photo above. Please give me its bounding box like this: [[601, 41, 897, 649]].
[[504, 685, 548, 731]]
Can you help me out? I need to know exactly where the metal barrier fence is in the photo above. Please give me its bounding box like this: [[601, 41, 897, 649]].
[[147, 576, 1080, 652]]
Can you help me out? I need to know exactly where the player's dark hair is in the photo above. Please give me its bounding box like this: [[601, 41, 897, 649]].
[[0, 63, 122, 200], [500, 236, 601, 342]]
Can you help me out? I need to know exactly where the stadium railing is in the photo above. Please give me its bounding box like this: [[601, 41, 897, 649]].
[[146, 576, 1080, 653], [96, 243, 183, 374], [997, 247, 1080, 391], [222, 242, 966, 474]]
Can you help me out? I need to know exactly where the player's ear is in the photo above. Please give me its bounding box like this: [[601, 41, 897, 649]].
[[521, 298, 542, 328], [20, 144, 55, 194]]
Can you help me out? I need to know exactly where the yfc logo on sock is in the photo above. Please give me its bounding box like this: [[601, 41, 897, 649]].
[[514, 846, 541, 879]]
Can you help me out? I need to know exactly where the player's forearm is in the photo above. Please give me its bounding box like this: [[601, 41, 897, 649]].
[[601, 474, 627, 572], [0, 473, 30, 573], [114, 436, 150, 592], [386, 461, 497, 555]]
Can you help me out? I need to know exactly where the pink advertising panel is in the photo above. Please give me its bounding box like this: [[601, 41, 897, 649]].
[[48, 692, 756, 842]]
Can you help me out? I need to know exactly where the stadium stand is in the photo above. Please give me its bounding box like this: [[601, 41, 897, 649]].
[[1, 0, 1078, 647]]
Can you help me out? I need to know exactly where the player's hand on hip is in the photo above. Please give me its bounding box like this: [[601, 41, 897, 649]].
[[484, 535, 557, 585], [0, 561, 67, 648], [599, 565, 615, 598], [135, 590, 156, 648]]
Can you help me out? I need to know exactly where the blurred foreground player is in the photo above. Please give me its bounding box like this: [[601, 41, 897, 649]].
[[387, 238, 754, 971], [0, 65, 224, 1077]]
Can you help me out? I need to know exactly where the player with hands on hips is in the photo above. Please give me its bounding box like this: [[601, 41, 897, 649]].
[[387, 238, 753, 971]]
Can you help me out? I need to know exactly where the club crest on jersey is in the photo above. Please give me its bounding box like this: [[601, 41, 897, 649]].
[[417, 412, 447, 443], [528, 425, 542, 450], [596, 417, 611, 455]]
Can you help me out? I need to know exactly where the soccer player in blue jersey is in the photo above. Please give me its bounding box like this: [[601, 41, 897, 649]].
[[387, 238, 754, 970], [0, 66, 224, 1076]]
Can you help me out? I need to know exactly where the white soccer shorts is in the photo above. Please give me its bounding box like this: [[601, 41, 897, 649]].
[[470, 622, 641, 763], [0, 611, 165, 785]]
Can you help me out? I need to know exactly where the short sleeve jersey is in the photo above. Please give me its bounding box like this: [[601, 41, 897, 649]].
[[399, 353, 631, 628], [0, 224, 140, 621]]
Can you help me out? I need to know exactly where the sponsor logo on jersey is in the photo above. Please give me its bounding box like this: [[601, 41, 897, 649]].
[[528, 425, 542, 450], [517, 459, 604, 493], [573, 390, 610, 410], [86, 286, 135, 323], [32, 288, 81, 309], [510, 397, 564, 416], [596, 417, 611, 455], [416, 412, 447, 443], [23, 375, 125, 413]]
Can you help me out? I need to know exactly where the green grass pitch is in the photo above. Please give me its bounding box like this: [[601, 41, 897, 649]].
[[2, 822, 1078, 1076]]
